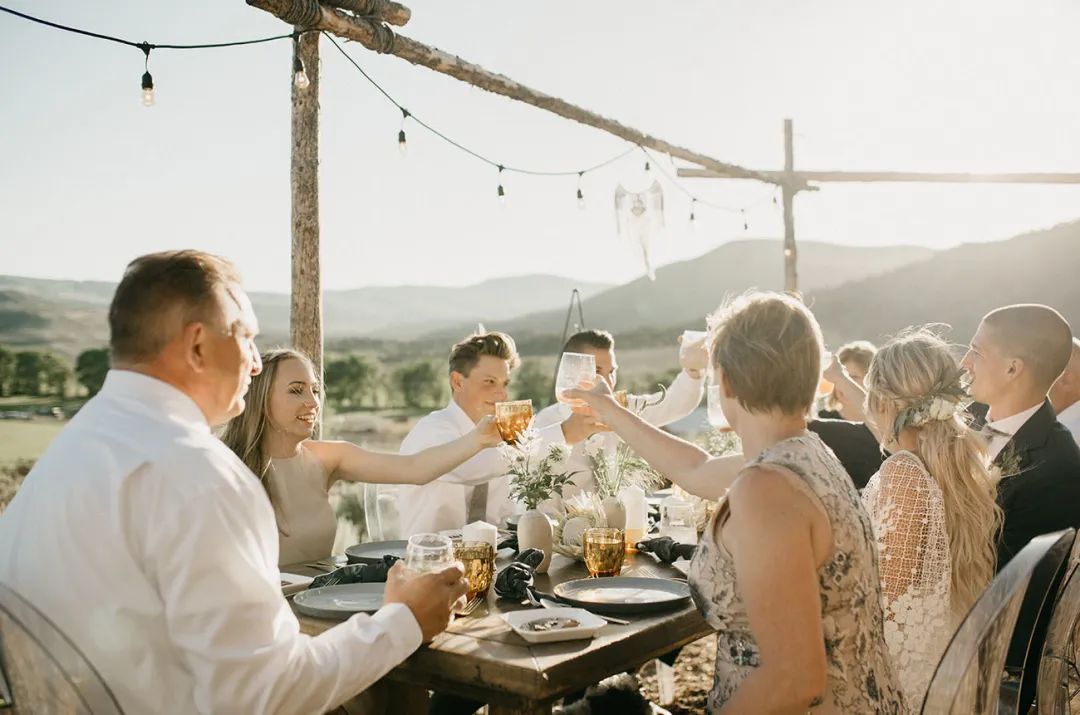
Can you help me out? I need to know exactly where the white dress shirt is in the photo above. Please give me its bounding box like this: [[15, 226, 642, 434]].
[[394, 399, 566, 535], [534, 370, 704, 504], [1056, 401, 1080, 446], [985, 402, 1044, 462], [0, 370, 421, 714]]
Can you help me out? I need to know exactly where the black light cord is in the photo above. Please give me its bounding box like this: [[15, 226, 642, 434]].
[[324, 33, 637, 178], [0, 4, 306, 51]]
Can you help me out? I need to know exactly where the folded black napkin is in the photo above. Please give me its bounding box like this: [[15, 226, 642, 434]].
[[493, 548, 545, 600], [496, 532, 519, 553], [635, 537, 697, 564], [309, 555, 400, 589]]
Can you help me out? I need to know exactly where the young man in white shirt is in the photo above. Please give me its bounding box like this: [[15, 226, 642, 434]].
[[395, 331, 598, 535], [1050, 338, 1080, 444], [533, 329, 707, 504], [0, 251, 466, 714], [961, 304, 1080, 568]]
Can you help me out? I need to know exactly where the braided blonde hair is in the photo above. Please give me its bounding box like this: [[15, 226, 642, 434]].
[[865, 328, 1002, 614]]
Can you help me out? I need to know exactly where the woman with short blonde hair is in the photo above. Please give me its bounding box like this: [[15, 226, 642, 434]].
[[570, 291, 903, 713]]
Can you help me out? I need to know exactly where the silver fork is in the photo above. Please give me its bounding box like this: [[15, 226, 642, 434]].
[[456, 594, 485, 617]]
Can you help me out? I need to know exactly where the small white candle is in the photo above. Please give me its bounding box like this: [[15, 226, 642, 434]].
[[462, 520, 498, 550]]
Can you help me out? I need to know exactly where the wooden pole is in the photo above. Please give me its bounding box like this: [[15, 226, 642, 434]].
[[677, 167, 1080, 184], [291, 29, 324, 419], [782, 118, 797, 293], [321, 0, 411, 27], [246, 0, 780, 185]]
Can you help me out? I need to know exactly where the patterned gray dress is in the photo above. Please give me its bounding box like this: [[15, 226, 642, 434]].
[[687, 433, 905, 713]]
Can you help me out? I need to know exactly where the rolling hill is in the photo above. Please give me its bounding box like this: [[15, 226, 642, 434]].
[[0, 274, 609, 357], [426, 239, 937, 341]]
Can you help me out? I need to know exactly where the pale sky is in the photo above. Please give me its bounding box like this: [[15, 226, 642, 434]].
[[2, 0, 1078, 291]]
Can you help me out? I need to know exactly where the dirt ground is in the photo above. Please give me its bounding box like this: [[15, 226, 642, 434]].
[[636, 636, 716, 715]]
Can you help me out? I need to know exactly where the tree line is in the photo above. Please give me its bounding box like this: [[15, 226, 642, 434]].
[[0, 343, 680, 413], [0, 345, 109, 399]]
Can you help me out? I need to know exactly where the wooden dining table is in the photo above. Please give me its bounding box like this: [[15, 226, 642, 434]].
[[290, 551, 713, 714]]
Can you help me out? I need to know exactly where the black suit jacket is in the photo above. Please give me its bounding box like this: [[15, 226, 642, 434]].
[[971, 400, 1080, 569], [807, 418, 885, 490]]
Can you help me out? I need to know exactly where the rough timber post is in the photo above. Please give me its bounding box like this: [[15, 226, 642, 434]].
[[782, 118, 798, 293], [291, 29, 323, 433]]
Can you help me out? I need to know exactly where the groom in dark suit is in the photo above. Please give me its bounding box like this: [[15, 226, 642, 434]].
[[961, 304, 1080, 568], [963, 304, 1080, 714]]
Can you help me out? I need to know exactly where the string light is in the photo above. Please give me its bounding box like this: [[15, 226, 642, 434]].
[[397, 108, 409, 156], [689, 198, 697, 226], [741, 208, 748, 231], [497, 165, 506, 206], [576, 172, 585, 209], [139, 43, 154, 107], [292, 35, 309, 90], [644, 160, 651, 173]]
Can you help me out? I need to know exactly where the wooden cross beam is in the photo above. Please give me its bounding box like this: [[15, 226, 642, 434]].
[[247, 0, 779, 185]]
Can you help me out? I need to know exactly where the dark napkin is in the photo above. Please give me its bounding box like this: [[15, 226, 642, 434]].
[[493, 548, 544, 600], [635, 537, 697, 564], [496, 532, 519, 553], [309, 555, 400, 589]]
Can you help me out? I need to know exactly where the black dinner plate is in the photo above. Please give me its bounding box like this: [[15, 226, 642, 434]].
[[344, 540, 408, 565], [552, 577, 691, 615]]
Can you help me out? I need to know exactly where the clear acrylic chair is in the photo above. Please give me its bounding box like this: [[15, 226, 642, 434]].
[[1037, 536, 1080, 714], [363, 482, 402, 541], [1001, 529, 1077, 714], [0, 582, 123, 714], [921, 530, 1074, 714]]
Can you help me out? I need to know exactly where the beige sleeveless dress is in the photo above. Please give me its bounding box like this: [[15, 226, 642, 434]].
[[264, 445, 338, 567], [687, 433, 905, 713]]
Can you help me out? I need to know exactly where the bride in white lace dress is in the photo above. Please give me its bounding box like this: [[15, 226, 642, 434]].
[[853, 329, 1002, 711]]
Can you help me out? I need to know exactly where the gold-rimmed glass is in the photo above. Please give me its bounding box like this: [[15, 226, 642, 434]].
[[453, 541, 495, 603]]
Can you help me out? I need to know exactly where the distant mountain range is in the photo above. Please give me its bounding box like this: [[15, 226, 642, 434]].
[[808, 220, 1080, 346], [0, 274, 609, 357], [436, 240, 936, 341], [3, 219, 1079, 360]]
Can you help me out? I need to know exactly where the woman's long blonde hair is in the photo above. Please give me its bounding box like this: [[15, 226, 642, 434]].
[[865, 328, 1002, 615], [220, 348, 314, 487]]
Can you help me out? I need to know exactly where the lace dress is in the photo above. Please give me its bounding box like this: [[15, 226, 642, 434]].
[[687, 433, 904, 713], [862, 450, 951, 711]]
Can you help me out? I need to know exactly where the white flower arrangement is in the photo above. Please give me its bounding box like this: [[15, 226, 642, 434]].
[[895, 384, 969, 433], [499, 425, 579, 511], [586, 440, 664, 500]]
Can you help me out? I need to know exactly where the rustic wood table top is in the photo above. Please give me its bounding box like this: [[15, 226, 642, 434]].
[[290, 551, 711, 714]]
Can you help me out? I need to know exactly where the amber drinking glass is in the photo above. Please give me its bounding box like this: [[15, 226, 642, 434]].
[[583, 527, 626, 577]]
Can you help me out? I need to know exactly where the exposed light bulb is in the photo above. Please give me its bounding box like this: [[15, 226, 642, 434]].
[[497, 183, 506, 206], [140, 71, 155, 107], [293, 56, 309, 90], [576, 188, 585, 210], [398, 129, 408, 156], [784, 248, 793, 257]]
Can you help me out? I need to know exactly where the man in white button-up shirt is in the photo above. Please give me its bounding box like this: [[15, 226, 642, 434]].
[[534, 329, 706, 504], [0, 251, 465, 714], [395, 331, 598, 535]]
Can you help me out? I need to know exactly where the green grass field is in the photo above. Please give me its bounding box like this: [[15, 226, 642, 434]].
[[0, 420, 65, 465]]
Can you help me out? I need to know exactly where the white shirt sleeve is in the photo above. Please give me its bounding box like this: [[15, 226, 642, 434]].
[[137, 454, 422, 714], [399, 415, 565, 487], [633, 370, 704, 427]]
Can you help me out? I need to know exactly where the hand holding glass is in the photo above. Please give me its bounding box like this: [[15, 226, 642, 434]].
[[495, 400, 533, 443], [556, 352, 597, 414]]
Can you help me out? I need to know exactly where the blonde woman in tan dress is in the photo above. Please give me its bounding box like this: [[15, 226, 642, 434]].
[[221, 349, 501, 566]]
